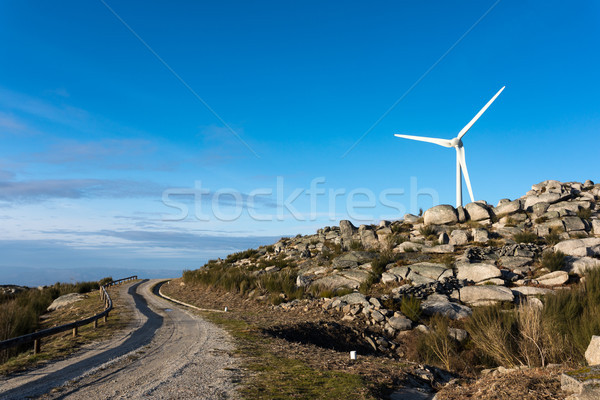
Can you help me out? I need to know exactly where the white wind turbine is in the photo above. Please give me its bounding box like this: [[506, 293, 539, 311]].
[[395, 86, 505, 208]]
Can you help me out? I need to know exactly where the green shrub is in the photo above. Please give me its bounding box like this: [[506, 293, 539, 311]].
[[359, 273, 378, 294], [419, 226, 437, 240], [545, 231, 561, 246], [348, 240, 365, 251], [400, 296, 422, 322], [385, 233, 407, 249], [541, 250, 566, 272], [513, 231, 539, 244], [370, 251, 399, 277], [226, 248, 259, 263]]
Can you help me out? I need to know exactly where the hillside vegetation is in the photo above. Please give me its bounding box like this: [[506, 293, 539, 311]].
[[0, 278, 113, 363], [170, 179, 600, 398]]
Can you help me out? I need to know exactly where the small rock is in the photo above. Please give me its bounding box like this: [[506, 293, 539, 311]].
[[388, 315, 412, 331], [448, 328, 468, 342]]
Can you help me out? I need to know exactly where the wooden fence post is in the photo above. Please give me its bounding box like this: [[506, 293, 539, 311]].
[[93, 319, 98, 329], [33, 339, 40, 354], [72, 327, 77, 337]]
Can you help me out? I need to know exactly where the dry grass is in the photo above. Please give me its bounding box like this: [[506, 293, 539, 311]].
[[0, 285, 131, 376], [435, 367, 567, 400]]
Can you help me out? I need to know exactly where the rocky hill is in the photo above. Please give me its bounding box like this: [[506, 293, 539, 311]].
[[177, 179, 600, 398]]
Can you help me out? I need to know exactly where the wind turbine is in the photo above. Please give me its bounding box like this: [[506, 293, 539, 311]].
[[395, 86, 505, 208]]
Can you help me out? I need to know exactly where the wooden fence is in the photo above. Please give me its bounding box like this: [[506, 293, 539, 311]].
[[0, 276, 137, 354]]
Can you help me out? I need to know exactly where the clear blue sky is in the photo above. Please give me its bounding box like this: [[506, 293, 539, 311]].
[[0, 1, 598, 284]]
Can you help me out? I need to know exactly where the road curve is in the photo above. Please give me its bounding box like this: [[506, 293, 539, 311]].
[[0, 279, 239, 399]]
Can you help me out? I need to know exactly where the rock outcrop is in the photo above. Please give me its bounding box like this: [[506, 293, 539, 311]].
[[203, 179, 600, 354]]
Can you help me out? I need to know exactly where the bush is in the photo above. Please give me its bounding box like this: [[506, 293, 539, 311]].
[[418, 314, 456, 370], [400, 296, 422, 322], [419, 226, 437, 240], [359, 273, 378, 294], [385, 233, 407, 249], [348, 240, 365, 251], [0, 278, 107, 363], [541, 250, 566, 272], [465, 305, 520, 368], [513, 231, 539, 244], [370, 252, 397, 276], [545, 231, 561, 246], [226, 248, 259, 263], [517, 302, 546, 367]]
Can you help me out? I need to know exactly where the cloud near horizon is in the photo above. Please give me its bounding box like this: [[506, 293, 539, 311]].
[[0, 177, 162, 202]]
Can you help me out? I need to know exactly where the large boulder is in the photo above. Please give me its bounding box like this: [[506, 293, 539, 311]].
[[459, 285, 514, 306], [456, 262, 502, 283], [499, 256, 533, 270], [465, 202, 491, 221], [338, 270, 371, 284], [387, 265, 410, 279], [592, 219, 600, 236], [421, 294, 472, 320], [523, 193, 564, 209], [494, 199, 522, 216], [554, 238, 600, 257], [359, 227, 379, 249], [332, 251, 376, 269], [563, 216, 586, 232], [311, 275, 361, 290], [536, 270, 569, 286], [339, 292, 370, 306], [569, 257, 600, 275], [409, 262, 453, 281], [339, 220, 357, 238], [394, 242, 423, 253], [449, 229, 469, 245], [511, 286, 551, 296], [423, 205, 458, 226], [472, 228, 489, 243], [423, 244, 455, 254], [47, 293, 86, 311]]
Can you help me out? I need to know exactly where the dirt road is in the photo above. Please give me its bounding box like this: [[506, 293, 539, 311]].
[[0, 279, 239, 399]]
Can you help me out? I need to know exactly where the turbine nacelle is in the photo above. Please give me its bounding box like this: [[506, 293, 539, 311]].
[[394, 86, 505, 207], [450, 137, 462, 148]]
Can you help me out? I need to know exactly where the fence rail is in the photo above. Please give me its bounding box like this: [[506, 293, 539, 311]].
[[0, 275, 137, 354]]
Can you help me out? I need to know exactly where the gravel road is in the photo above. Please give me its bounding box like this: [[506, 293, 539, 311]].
[[0, 279, 239, 399]]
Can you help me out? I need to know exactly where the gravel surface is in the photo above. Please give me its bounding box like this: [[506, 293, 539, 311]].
[[0, 279, 239, 400]]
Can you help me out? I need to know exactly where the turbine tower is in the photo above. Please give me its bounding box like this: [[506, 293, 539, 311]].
[[395, 86, 505, 208]]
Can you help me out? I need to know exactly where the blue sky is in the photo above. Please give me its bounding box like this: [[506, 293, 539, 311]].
[[0, 1, 598, 285]]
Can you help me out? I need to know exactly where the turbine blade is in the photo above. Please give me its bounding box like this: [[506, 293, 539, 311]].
[[394, 134, 452, 148], [457, 86, 505, 140], [457, 146, 475, 202]]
